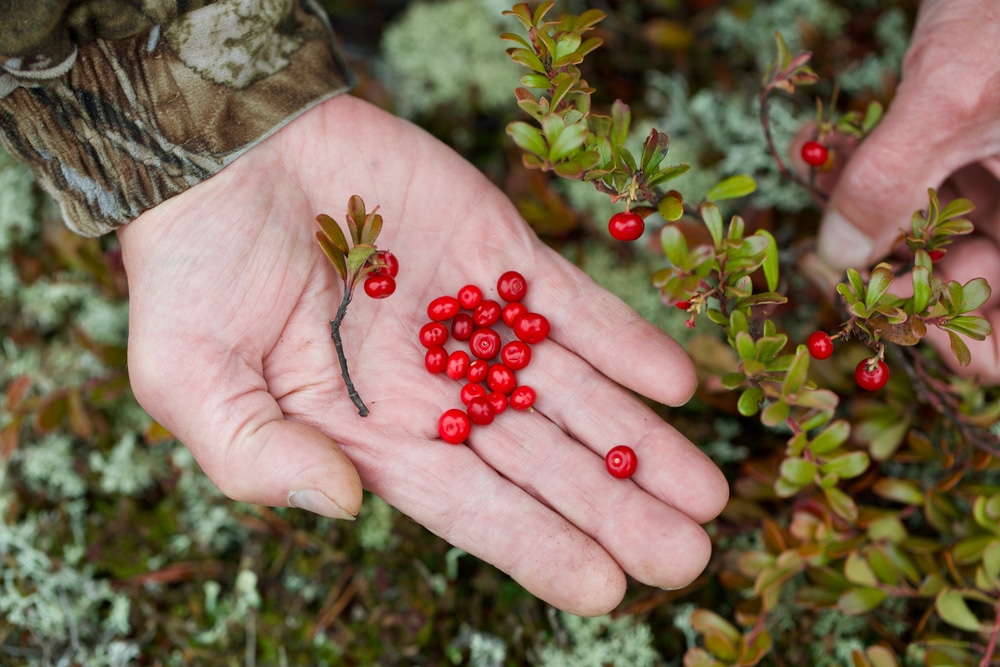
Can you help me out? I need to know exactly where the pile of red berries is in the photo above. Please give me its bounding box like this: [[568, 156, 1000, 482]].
[[807, 330, 890, 391], [421, 271, 547, 445]]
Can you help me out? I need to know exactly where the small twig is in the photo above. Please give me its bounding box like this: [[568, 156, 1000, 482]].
[[981, 598, 1000, 667], [329, 284, 369, 417]]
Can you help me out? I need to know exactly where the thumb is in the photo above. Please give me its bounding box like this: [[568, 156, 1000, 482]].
[[129, 342, 364, 520]]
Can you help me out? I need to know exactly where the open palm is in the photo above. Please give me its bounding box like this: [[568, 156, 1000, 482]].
[[117, 95, 728, 615]]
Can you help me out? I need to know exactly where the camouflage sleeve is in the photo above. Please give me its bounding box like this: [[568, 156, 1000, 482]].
[[0, 0, 354, 236]]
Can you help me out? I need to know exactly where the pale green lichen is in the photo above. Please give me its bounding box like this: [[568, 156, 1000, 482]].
[[536, 611, 657, 667], [357, 492, 398, 551], [15, 434, 88, 499], [0, 149, 37, 253]]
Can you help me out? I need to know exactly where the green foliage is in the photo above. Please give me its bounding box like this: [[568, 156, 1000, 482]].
[[535, 611, 657, 667]]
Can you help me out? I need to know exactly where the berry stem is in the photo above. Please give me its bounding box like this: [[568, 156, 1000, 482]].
[[330, 283, 369, 417]]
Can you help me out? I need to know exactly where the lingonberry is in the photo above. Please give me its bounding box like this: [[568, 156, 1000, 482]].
[[457, 284, 483, 310], [466, 359, 489, 384], [364, 274, 396, 299], [501, 340, 532, 370], [497, 271, 528, 302], [608, 211, 644, 242], [486, 391, 508, 415], [466, 396, 496, 426], [370, 250, 399, 278], [460, 382, 488, 405], [438, 409, 472, 444], [446, 350, 471, 380], [675, 300, 691, 310], [605, 445, 638, 479], [470, 328, 502, 360], [807, 331, 834, 360], [801, 140, 829, 167], [487, 363, 517, 395], [419, 322, 449, 348], [451, 313, 474, 341], [427, 295, 461, 321], [928, 249, 946, 263], [425, 346, 448, 374], [514, 313, 550, 344], [855, 358, 890, 391], [473, 300, 502, 327], [502, 302, 528, 328], [509, 385, 536, 411]]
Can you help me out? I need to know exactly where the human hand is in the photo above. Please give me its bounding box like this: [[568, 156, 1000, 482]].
[[116, 94, 729, 615], [813, 0, 1000, 381]]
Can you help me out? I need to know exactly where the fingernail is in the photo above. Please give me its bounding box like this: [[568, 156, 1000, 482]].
[[817, 208, 874, 270], [288, 489, 356, 521]]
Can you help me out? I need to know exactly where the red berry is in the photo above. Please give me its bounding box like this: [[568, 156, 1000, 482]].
[[452, 313, 474, 341], [419, 322, 449, 348], [801, 140, 829, 167], [807, 331, 834, 360], [486, 391, 508, 415], [509, 385, 536, 410], [446, 350, 471, 380], [608, 211, 644, 242], [470, 328, 502, 359], [427, 295, 461, 321], [370, 250, 399, 278], [460, 382, 488, 404], [497, 271, 528, 302], [473, 300, 502, 327], [855, 358, 890, 391], [928, 249, 946, 263], [466, 359, 489, 384], [364, 274, 396, 299], [438, 409, 472, 444], [502, 302, 528, 328], [514, 313, 550, 344], [675, 300, 691, 310], [425, 346, 447, 374], [605, 445, 638, 479], [457, 284, 483, 310], [487, 363, 517, 395], [466, 396, 496, 426], [500, 340, 532, 370]]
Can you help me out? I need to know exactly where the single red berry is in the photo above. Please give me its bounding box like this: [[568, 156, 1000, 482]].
[[466, 396, 496, 426], [451, 313, 474, 341], [807, 331, 834, 360], [801, 140, 829, 167], [364, 274, 396, 299], [855, 358, 890, 391], [419, 322, 449, 348], [470, 328, 502, 359], [487, 363, 517, 395], [928, 249, 947, 263], [473, 300, 502, 327], [509, 385, 536, 411], [457, 284, 483, 310], [608, 211, 644, 242], [446, 350, 471, 380], [501, 340, 532, 370], [466, 359, 489, 384], [370, 250, 399, 278], [675, 300, 691, 310], [502, 302, 528, 328], [460, 382, 488, 405], [425, 346, 448, 374], [427, 295, 461, 321], [605, 445, 638, 479], [514, 313, 550, 344], [486, 391, 508, 415], [438, 409, 472, 444], [497, 271, 528, 302]]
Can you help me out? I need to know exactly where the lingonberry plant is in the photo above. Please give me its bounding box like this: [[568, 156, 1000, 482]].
[[504, 5, 998, 664], [315, 195, 397, 417]]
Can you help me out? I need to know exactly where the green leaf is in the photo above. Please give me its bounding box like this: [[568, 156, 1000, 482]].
[[759, 230, 779, 292], [865, 263, 894, 310], [780, 457, 818, 487], [959, 277, 991, 313], [780, 346, 810, 398], [911, 265, 931, 314], [506, 121, 549, 159], [761, 399, 790, 427], [862, 100, 884, 132], [838, 587, 887, 615], [872, 478, 924, 505], [820, 451, 870, 479], [735, 331, 756, 361], [315, 213, 349, 255], [844, 552, 879, 587], [936, 590, 985, 633], [548, 120, 589, 162], [706, 174, 757, 202], [824, 485, 858, 522], [641, 128, 669, 173], [701, 202, 724, 249], [315, 232, 347, 281], [945, 330, 972, 367], [660, 225, 688, 267], [347, 244, 377, 277], [346, 195, 367, 245], [610, 99, 630, 148], [361, 212, 383, 246], [646, 163, 690, 188], [507, 47, 547, 73], [942, 315, 993, 340], [738, 387, 763, 416], [809, 420, 850, 455]]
